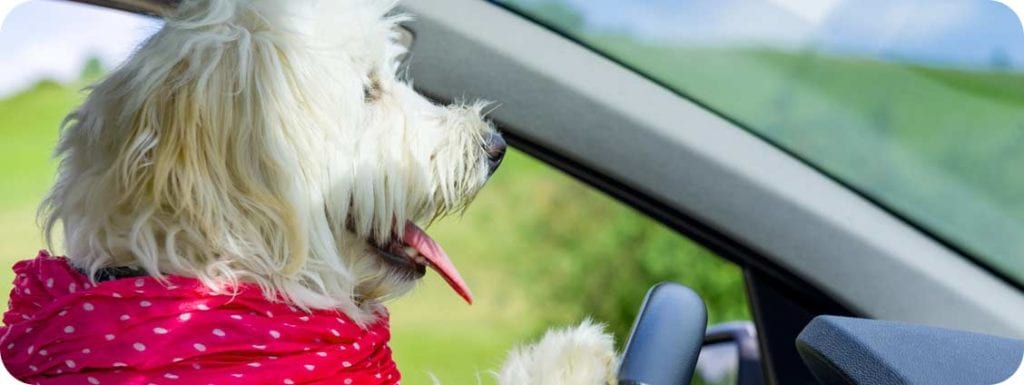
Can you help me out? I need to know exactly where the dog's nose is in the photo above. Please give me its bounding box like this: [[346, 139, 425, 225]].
[[484, 132, 506, 175]]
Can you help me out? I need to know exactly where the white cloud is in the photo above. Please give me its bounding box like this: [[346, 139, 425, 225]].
[[765, 0, 841, 25], [0, 0, 29, 31], [0, 0, 160, 97]]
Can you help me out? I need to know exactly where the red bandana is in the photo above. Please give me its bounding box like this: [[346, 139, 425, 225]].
[[0, 251, 401, 385]]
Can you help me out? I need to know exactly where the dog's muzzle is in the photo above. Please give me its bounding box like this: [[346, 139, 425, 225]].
[[485, 132, 507, 176]]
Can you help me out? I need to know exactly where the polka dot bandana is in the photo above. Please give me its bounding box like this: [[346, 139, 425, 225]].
[[0, 251, 401, 385]]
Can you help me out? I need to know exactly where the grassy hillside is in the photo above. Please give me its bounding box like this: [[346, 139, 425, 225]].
[[0, 80, 81, 302], [585, 37, 1024, 285]]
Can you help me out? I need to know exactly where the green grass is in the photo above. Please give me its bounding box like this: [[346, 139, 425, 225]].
[[0, 80, 83, 304], [0, 80, 77, 210]]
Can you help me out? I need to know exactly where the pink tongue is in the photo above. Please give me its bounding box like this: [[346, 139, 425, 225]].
[[403, 221, 473, 304]]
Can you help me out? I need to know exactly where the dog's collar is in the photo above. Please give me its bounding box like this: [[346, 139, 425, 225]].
[[78, 266, 148, 282]]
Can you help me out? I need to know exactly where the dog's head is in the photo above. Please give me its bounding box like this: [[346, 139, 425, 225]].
[[42, 0, 504, 322]]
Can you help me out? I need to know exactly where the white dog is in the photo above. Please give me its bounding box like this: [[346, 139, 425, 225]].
[[19, 0, 619, 383]]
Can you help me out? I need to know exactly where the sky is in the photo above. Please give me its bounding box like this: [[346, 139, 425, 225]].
[[517, 0, 1024, 70], [0, 0, 159, 97], [3, 0, 1024, 97]]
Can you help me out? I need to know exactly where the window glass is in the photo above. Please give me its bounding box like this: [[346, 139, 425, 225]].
[[693, 342, 740, 385], [0, 1, 748, 382], [497, 0, 1024, 286]]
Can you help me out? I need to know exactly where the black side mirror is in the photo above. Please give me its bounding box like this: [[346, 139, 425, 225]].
[[692, 322, 762, 385], [797, 316, 1024, 385], [618, 283, 708, 385]]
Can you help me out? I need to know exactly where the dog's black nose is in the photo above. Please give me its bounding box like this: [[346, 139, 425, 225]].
[[484, 132, 506, 175]]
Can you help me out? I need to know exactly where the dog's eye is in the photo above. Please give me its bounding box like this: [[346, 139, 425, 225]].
[[364, 73, 382, 103]]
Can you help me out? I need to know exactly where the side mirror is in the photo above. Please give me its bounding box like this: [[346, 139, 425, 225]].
[[692, 322, 762, 385]]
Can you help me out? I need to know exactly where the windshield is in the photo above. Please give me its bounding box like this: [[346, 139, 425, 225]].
[[495, 0, 1024, 286]]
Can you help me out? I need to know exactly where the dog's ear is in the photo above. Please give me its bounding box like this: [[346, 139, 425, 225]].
[[42, 0, 339, 280], [138, 56, 310, 275]]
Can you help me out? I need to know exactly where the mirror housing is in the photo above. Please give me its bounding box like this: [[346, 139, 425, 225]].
[[693, 322, 762, 385]]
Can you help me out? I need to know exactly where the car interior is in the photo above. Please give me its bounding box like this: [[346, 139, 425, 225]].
[[26, 0, 1024, 383]]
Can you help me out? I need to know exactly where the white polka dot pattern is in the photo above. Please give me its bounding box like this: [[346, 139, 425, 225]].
[[0, 251, 402, 384]]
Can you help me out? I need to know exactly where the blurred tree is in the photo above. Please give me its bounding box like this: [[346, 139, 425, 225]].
[[511, 169, 749, 344], [79, 56, 106, 82], [990, 48, 1012, 71]]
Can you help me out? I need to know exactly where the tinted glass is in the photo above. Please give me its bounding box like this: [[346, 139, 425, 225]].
[[498, 0, 1024, 285], [692, 342, 739, 385]]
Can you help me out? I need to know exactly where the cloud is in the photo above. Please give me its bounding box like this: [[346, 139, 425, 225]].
[[0, 0, 29, 31], [553, 0, 812, 46], [0, 0, 159, 97], [511, 0, 1024, 69], [813, 0, 1024, 69], [764, 0, 841, 25]]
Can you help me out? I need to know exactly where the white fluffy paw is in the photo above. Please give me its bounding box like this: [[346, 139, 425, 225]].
[[497, 320, 619, 385]]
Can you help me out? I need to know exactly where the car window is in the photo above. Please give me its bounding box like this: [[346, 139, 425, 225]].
[[0, 1, 748, 383], [494, 0, 1024, 287]]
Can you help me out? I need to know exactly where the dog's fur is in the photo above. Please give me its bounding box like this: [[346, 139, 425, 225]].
[[40, 0, 617, 383], [498, 320, 619, 385]]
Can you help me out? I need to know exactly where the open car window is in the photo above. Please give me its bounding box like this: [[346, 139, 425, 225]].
[[494, 0, 1024, 288], [1, 1, 750, 383]]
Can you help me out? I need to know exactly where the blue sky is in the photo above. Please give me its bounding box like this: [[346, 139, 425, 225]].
[[2, 0, 1024, 97], [514, 0, 1024, 69], [0, 0, 159, 97]]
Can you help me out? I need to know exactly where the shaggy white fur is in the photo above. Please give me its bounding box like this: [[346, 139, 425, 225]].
[[498, 320, 620, 385], [42, 0, 495, 324], [40, 0, 620, 382]]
